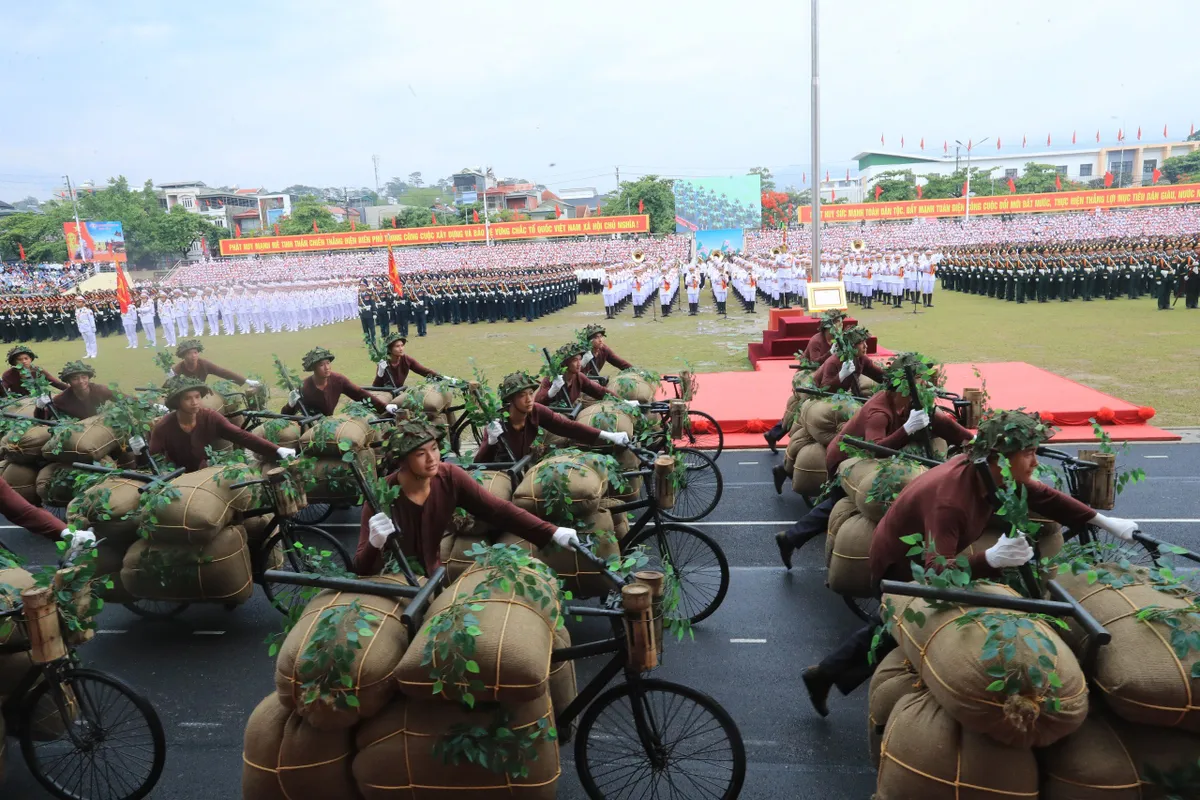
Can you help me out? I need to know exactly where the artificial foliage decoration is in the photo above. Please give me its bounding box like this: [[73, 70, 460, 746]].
[[433, 709, 557, 779], [32, 538, 114, 639], [881, 351, 942, 411], [100, 386, 162, 448], [153, 349, 175, 376], [363, 333, 387, 364], [265, 542, 357, 658], [970, 409, 1055, 457], [301, 347, 336, 372], [19, 362, 55, 400], [295, 600, 380, 711], [174, 338, 204, 358], [58, 360, 95, 381], [44, 418, 85, 456], [1133, 604, 1200, 679], [955, 608, 1070, 713]]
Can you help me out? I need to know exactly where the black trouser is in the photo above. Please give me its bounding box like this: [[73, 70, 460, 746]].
[[765, 419, 785, 442], [815, 620, 896, 695], [782, 487, 844, 546], [360, 313, 374, 340], [416, 313, 427, 336]]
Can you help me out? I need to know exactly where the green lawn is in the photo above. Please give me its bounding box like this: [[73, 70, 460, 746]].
[[16, 290, 1199, 426]]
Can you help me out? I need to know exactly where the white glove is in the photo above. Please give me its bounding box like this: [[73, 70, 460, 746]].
[[35, 394, 52, 409], [367, 513, 396, 549], [599, 430, 630, 447], [376, 360, 387, 378], [276, 447, 296, 460], [624, 399, 640, 408], [902, 409, 930, 436], [984, 535, 1035, 569], [548, 375, 565, 398], [128, 435, 146, 454], [581, 351, 594, 366], [830, 341, 839, 356], [288, 390, 300, 406], [385, 403, 399, 415], [153, 404, 169, 415], [1091, 514, 1139, 542], [485, 420, 503, 445], [551, 527, 580, 550], [245, 379, 262, 389], [61, 528, 96, 548], [837, 360, 856, 382], [166, 368, 176, 378]]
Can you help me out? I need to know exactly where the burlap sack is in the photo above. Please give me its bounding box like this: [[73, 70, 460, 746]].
[[1, 461, 39, 504], [576, 399, 637, 455], [1055, 566, 1199, 732], [868, 649, 922, 770], [243, 513, 276, 550], [783, 430, 804, 474], [549, 625, 577, 720], [451, 471, 514, 538], [519, 510, 619, 598], [4, 422, 52, 464], [438, 472, 517, 580], [887, 582, 1088, 747], [877, 691, 1039, 800], [300, 415, 375, 457], [306, 452, 373, 504], [121, 525, 254, 604], [801, 397, 855, 447], [149, 465, 261, 545], [275, 574, 413, 731], [68, 475, 145, 550], [94, 541, 137, 604], [242, 694, 358, 800], [253, 420, 302, 449], [1040, 706, 1200, 800], [827, 513, 877, 598], [41, 415, 119, 464], [851, 459, 928, 523], [610, 448, 641, 502], [791, 441, 828, 496], [836, 457, 870, 506], [611, 368, 657, 403], [601, 497, 630, 540], [513, 453, 606, 518], [353, 693, 559, 800], [826, 497, 857, 568], [0, 567, 35, 648], [397, 562, 559, 705], [3, 397, 37, 417], [398, 384, 454, 425], [781, 394, 802, 435], [35, 462, 82, 507]]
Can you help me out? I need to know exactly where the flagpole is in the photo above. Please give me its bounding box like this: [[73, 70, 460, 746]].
[[809, 0, 821, 286]]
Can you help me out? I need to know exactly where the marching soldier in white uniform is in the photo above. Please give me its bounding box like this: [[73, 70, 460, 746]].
[[74, 296, 98, 359]]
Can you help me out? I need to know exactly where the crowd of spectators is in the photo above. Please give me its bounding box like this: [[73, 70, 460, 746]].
[[0, 262, 96, 296]]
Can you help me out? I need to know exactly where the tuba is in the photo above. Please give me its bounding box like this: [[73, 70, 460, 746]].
[[710, 250, 724, 263], [632, 249, 646, 264], [770, 246, 782, 256], [851, 239, 866, 252]]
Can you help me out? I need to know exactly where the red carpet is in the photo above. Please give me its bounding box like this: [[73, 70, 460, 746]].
[[671, 359, 1178, 448]]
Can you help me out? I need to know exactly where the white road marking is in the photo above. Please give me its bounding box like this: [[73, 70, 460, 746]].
[[96, 630, 127, 635], [744, 739, 780, 747], [179, 722, 221, 729], [730, 638, 768, 644], [193, 630, 225, 636], [737, 461, 759, 466], [1144, 455, 1169, 459]]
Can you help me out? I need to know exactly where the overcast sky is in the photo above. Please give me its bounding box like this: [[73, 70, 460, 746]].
[[2, 0, 1196, 201]]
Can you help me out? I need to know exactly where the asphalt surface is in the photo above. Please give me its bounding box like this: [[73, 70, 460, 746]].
[[2, 441, 1198, 799]]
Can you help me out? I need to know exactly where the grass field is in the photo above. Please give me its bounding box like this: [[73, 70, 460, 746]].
[[15, 290, 1199, 426]]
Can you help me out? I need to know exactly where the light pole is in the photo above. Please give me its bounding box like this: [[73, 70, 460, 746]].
[[809, 0, 822, 285], [954, 138, 989, 222]]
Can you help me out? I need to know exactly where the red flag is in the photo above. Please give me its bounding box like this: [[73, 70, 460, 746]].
[[1117, 128, 1124, 142], [1047, 133, 1051, 146], [831, 189, 836, 201], [17, 242, 25, 260], [200, 236, 207, 254], [874, 184, 882, 200], [235, 224, 241, 238], [1007, 177, 1017, 194], [313, 220, 319, 233], [967, 138, 972, 151], [1152, 168, 1162, 184], [919, 137, 924, 150], [638, 198, 644, 213], [387, 246, 404, 297], [431, 212, 436, 224], [845, 168, 850, 180], [916, 184, 923, 199], [1103, 171, 1114, 188], [115, 264, 132, 314], [1072, 130, 1076, 144], [1096, 130, 1100, 143], [1136, 126, 1141, 140], [473, 209, 480, 223], [274, 223, 280, 235], [1163, 124, 1168, 139], [825, 170, 830, 182], [996, 138, 1001, 150], [880, 133, 884, 146], [1022, 134, 1027, 148], [554, 205, 562, 219], [1054, 174, 1062, 191], [962, 181, 969, 196], [350, 220, 356, 231]]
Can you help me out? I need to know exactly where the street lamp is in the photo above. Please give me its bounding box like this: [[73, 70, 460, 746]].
[[954, 138, 989, 222]]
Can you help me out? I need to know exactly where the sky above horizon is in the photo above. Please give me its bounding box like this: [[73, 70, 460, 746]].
[[2, 0, 1197, 202]]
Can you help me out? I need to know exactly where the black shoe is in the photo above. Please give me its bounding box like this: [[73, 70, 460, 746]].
[[764, 431, 780, 455], [803, 667, 831, 717], [772, 464, 788, 495], [774, 530, 794, 569]]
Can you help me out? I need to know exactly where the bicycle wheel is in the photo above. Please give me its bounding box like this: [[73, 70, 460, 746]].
[[261, 524, 354, 614], [45, 505, 69, 523], [670, 410, 724, 459], [659, 447, 723, 522], [293, 502, 334, 525], [1063, 526, 1159, 569], [20, 668, 166, 800], [576, 678, 745, 800], [123, 600, 190, 621], [626, 523, 729, 624], [843, 594, 881, 624]]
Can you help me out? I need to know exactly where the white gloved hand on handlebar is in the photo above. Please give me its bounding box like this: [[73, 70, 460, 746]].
[[385, 403, 399, 415], [984, 534, 1034, 568], [128, 435, 146, 454], [1090, 513, 1139, 542], [276, 447, 296, 460], [287, 390, 301, 406], [837, 360, 856, 382], [902, 409, 931, 436], [368, 513, 396, 549], [598, 430, 630, 447], [485, 420, 504, 445], [153, 404, 169, 415], [245, 379, 262, 389], [581, 351, 594, 367], [552, 527, 580, 550], [166, 368, 176, 378], [376, 360, 387, 378], [548, 375, 565, 398], [624, 399, 640, 408]]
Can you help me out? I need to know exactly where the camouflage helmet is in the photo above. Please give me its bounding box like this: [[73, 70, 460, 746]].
[[817, 310, 846, 331], [880, 352, 942, 396], [301, 347, 336, 371], [6, 345, 36, 365], [383, 333, 407, 349], [555, 341, 588, 363], [175, 338, 204, 358], [842, 326, 871, 348], [59, 360, 96, 381], [384, 418, 444, 461], [970, 409, 1055, 457], [581, 323, 606, 341], [162, 375, 211, 410], [499, 371, 539, 402]]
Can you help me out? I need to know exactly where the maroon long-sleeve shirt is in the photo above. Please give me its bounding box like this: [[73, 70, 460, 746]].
[[173, 358, 246, 385], [0, 477, 65, 542], [589, 343, 631, 373], [51, 385, 115, 420], [2, 366, 67, 397], [534, 372, 612, 407], [371, 355, 436, 388], [869, 455, 1095, 585], [354, 463, 556, 575], [474, 403, 601, 463], [281, 372, 389, 417], [827, 391, 974, 476], [813, 353, 886, 393], [801, 332, 832, 366], [149, 407, 280, 472]]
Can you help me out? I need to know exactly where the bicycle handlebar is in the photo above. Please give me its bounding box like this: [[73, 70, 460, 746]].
[[241, 411, 323, 426], [568, 540, 628, 592], [1036, 447, 1099, 470], [401, 566, 447, 635], [840, 436, 944, 468]]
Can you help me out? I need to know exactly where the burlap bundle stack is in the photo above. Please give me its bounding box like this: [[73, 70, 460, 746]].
[[206, 381, 264, 453], [0, 459, 39, 504], [439, 470, 516, 580], [610, 368, 659, 404], [1, 406, 75, 506], [41, 415, 120, 464], [396, 381, 456, 428], [575, 399, 642, 500], [295, 415, 378, 506], [65, 474, 145, 603], [784, 397, 858, 496]]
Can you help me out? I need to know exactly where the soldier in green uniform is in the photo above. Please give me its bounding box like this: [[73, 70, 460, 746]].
[[358, 282, 377, 341], [1154, 256, 1174, 310]]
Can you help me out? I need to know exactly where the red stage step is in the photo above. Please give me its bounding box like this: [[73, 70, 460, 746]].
[[749, 310, 878, 365]]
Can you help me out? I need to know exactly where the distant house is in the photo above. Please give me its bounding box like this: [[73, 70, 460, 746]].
[[0, 200, 16, 218]]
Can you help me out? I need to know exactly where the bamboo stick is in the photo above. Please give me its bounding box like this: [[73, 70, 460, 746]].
[[653, 456, 676, 510], [21, 586, 67, 663], [621, 584, 657, 670]]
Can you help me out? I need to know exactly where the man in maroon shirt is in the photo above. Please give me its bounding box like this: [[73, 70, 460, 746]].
[[774, 353, 973, 553], [356, 419, 581, 575], [171, 339, 261, 391], [762, 312, 845, 453], [534, 342, 630, 409], [2, 345, 68, 398], [580, 325, 632, 381], [801, 410, 1140, 717], [145, 376, 294, 472], [474, 372, 628, 463], [281, 347, 395, 417], [48, 361, 115, 419], [372, 334, 439, 389], [811, 328, 883, 394], [0, 477, 96, 552]]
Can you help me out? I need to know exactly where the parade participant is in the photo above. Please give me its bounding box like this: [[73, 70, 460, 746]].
[[158, 291, 177, 349], [372, 334, 439, 388], [281, 347, 396, 417], [534, 341, 628, 407], [140, 376, 294, 473], [355, 419, 581, 575], [49, 361, 114, 419], [580, 325, 632, 376], [137, 292, 158, 347], [800, 410, 1140, 716], [474, 371, 628, 463], [2, 345, 67, 397], [121, 295, 139, 348], [686, 270, 701, 315], [170, 339, 260, 388], [811, 327, 883, 393], [0, 472, 95, 549], [73, 295, 98, 359], [762, 312, 842, 453]]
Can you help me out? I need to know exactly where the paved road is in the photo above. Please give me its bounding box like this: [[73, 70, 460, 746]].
[[2, 441, 1197, 798]]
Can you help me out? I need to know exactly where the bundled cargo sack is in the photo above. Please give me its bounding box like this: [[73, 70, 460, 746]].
[[67, 475, 145, 550], [887, 581, 1088, 747], [252, 419, 302, 450], [121, 525, 254, 604], [576, 399, 637, 454], [801, 397, 856, 447], [610, 448, 642, 502], [877, 690, 1039, 800], [549, 625, 577, 719], [451, 471, 514, 538], [826, 497, 858, 568], [867, 649, 922, 770], [305, 451, 374, 505], [610, 368, 658, 404], [791, 441, 828, 496], [299, 415, 376, 457], [836, 457, 870, 506], [827, 513, 877, 598], [353, 693, 559, 800], [2, 461, 39, 504], [1055, 565, 1199, 732], [0, 566, 35, 648], [35, 462, 87, 507], [438, 471, 516, 580], [513, 453, 607, 517], [848, 458, 928, 523], [398, 561, 560, 705], [242, 694, 358, 800], [243, 513, 276, 550], [148, 465, 262, 545], [601, 497, 630, 541], [93, 541, 136, 603], [3, 421, 52, 464], [41, 415, 119, 464], [1040, 706, 1200, 800], [515, 510, 619, 598]]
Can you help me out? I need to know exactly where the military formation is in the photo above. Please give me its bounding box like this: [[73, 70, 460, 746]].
[[0, 290, 122, 343]]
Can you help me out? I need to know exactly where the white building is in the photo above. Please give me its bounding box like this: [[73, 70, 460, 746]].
[[156, 181, 294, 258]]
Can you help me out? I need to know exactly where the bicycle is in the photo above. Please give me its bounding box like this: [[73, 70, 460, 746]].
[[0, 561, 166, 800], [633, 402, 723, 522], [659, 374, 724, 457]]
